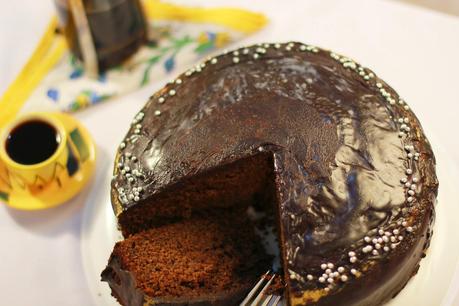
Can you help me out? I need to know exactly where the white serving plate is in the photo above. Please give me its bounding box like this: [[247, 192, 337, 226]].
[[81, 139, 459, 306]]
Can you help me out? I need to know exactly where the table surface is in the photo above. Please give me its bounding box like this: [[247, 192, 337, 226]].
[[1, 1, 459, 305]]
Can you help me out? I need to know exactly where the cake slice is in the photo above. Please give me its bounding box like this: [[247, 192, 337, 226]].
[[101, 210, 273, 305]]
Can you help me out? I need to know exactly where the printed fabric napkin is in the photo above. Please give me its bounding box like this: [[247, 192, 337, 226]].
[[0, 0, 267, 125]]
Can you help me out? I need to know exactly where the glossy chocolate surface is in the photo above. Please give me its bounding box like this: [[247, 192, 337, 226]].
[[109, 42, 438, 305]]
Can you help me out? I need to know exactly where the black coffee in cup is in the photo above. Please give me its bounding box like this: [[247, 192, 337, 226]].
[[6, 120, 60, 165]]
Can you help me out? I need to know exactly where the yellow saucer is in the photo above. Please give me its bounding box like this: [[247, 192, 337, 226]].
[[0, 113, 96, 210]]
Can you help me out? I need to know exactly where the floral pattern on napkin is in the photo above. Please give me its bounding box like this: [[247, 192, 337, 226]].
[[21, 22, 237, 114]]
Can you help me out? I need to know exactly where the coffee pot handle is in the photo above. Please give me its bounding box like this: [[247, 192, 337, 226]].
[[68, 0, 99, 77]]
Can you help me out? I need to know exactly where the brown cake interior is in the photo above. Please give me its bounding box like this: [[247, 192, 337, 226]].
[[103, 210, 273, 304], [118, 152, 277, 237]]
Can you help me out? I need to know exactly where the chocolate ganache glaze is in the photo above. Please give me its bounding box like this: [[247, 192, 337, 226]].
[[106, 42, 438, 305]]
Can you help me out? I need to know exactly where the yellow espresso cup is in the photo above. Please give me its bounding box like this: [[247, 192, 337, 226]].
[[0, 112, 96, 210]]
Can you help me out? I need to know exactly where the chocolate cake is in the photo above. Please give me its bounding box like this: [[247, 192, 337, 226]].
[[102, 42, 438, 306]]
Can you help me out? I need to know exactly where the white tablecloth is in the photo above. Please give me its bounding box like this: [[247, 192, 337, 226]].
[[1, 1, 459, 305]]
